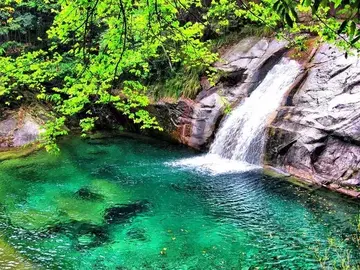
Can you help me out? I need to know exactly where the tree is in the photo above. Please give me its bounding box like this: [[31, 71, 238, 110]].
[[1, 0, 359, 152]]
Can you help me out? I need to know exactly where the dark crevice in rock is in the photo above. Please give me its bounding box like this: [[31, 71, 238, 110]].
[[75, 188, 104, 201], [207, 111, 226, 147], [276, 139, 297, 156], [310, 142, 327, 164], [284, 71, 308, 106], [219, 69, 247, 87], [344, 79, 360, 93], [329, 64, 351, 79], [333, 134, 360, 147]]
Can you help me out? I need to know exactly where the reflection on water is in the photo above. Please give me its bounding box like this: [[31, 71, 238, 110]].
[[0, 136, 358, 269]]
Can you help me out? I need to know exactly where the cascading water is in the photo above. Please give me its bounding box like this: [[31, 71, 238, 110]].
[[171, 58, 301, 174], [209, 58, 301, 165]]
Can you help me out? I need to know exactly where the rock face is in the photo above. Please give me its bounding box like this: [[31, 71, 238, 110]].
[[0, 106, 46, 149], [152, 37, 360, 191], [152, 37, 288, 149], [265, 44, 360, 189]]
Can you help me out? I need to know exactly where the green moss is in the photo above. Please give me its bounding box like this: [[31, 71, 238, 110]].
[[88, 179, 133, 205], [285, 176, 317, 191], [56, 195, 106, 226], [8, 209, 66, 231], [0, 144, 41, 162], [0, 238, 33, 269], [263, 166, 316, 191]]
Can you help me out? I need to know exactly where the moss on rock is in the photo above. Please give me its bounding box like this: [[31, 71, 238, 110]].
[[0, 144, 40, 162], [0, 238, 33, 269]]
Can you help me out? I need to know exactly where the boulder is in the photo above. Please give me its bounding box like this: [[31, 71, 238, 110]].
[[0, 106, 47, 149], [265, 44, 360, 188]]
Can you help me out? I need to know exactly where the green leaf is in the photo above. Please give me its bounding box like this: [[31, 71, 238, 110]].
[[285, 13, 294, 28], [337, 20, 348, 34], [312, 0, 321, 13], [351, 34, 360, 45], [273, 0, 282, 12], [302, 0, 312, 7], [349, 20, 356, 39], [333, 0, 342, 8], [289, 6, 298, 22]]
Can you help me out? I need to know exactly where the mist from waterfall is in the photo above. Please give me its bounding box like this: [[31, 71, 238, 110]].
[[170, 58, 301, 174]]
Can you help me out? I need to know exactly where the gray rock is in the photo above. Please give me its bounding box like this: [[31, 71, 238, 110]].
[[151, 37, 289, 149], [0, 107, 45, 149], [13, 116, 41, 147], [265, 44, 360, 187]]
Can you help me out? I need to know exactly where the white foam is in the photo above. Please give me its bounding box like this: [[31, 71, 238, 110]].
[[168, 154, 261, 175]]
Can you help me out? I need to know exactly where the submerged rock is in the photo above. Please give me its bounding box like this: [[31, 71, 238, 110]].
[[6, 178, 136, 232], [73, 223, 109, 249], [77, 234, 96, 246], [104, 200, 149, 224], [88, 179, 133, 204], [0, 238, 33, 269], [56, 195, 106, 225], [75, 187, 103, 201], [8, 208, 67, 231], [126, 228, 147, 241]]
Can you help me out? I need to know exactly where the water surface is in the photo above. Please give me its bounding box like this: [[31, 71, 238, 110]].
[[0, 136, 358, 269]]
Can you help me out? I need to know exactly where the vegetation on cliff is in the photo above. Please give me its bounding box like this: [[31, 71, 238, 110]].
[[1, 0, 359, 151]]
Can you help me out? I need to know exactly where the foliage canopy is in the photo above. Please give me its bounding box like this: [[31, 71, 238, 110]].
[[0, 0, 359, 151]]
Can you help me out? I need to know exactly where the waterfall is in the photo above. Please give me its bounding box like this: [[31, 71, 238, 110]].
[[209, 58, 301, 165], [170, 58, 301, 174]]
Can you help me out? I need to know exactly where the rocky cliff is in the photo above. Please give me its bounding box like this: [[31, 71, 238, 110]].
[[151, 37, 289, 150], [152, 37, 360, 195], [265, 44, 360, 194]]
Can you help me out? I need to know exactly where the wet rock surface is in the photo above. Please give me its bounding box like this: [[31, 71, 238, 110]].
[[126, 227, 147, 241], [151, 37, 360, 192], [151, 37, 288, 149], [265, 44, 360, 190]]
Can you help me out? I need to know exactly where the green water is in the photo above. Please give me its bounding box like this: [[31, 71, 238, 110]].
[[0, 136, 359, 269]]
